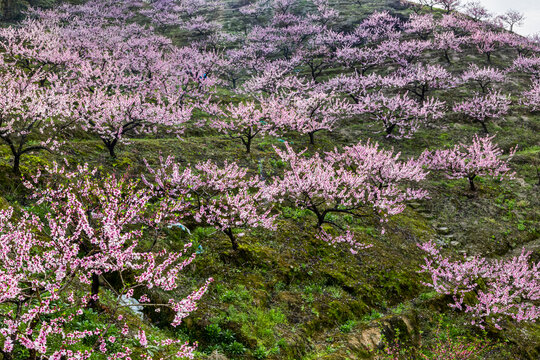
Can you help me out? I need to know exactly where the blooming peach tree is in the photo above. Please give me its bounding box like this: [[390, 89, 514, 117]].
[[0, 163, 212, 359], [419, 241, 539, 329], [269, 142, 428, 250], [144, 157, 276, 250], [421, 134, 515, 191], [452, 91, 510, 133]]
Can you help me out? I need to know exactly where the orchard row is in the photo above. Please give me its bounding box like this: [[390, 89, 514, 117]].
[[1, 0, 539, 173]]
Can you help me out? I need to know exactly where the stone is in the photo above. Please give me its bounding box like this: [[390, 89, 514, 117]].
[[208, 350, 228, 360], [437, 227, 450, 235], [358, 327, 382, 351], [120, 295, 143, 319], [408, 202, 422, 209], [349, 313, 420, 352]]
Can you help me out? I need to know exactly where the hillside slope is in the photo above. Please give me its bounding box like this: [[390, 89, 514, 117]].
[[0, 0, 539, 359]]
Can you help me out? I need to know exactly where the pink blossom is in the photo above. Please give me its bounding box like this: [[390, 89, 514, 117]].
[[421, 134, 515, 191]]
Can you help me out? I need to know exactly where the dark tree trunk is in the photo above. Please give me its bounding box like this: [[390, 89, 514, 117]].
[[88, 273, 100, 310], [12, 152, 20, 176], [420, 87, 426, 104], [103, 138, 118, 158], [28, 349, 37, 360], [468, 176, 476, 191], [444, 50, 452, 64], [479, 121, 489, 134], [224, 228, 238, 250], [317, 214, 325, 227], [308, 132, 315, 145], [242, 129, 252, 153], [480, 83, 487, 93], [385, 123, 396, 136]]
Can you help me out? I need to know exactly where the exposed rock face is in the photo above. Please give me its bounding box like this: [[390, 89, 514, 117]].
[[358, 327, 382, 350], [208, 350, 229, 360], [349, 312, 420, 352]]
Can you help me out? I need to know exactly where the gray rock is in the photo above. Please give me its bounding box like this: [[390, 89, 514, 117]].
[[437, 227, 450, 235], [120, 295, 143, 318]]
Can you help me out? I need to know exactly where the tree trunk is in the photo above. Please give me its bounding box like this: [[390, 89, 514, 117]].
[[12, 152, 20, 176], [243, 130, 252, 153], [28, 349, 37, 360], [308, 132, 315, 145], [224, 228, 238, 250], [444, 50, 452, 64], [480, 83, 487, 93], [88, 273, 100, 310], [317, 214, 325, 228], [479, 121, 489, 134], [385, 123, 396, 137], [468, 176, 476, 191], [420, 87, 426, 104], [103, 138, 118, 158]]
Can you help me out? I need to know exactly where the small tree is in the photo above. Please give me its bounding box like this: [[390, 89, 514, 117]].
[[452, 91, 510, 133], [144, 157, 276, 250], [296, 27, 343, 82], [470, 30, 503, 64], [460, 64, 505, 93], [354, 11, 401, 43], [418, 0, 439, 11], [511, 55, 540, 79], [336, 46, 385, 75], [356, 92, 445, 138], [421, 134, 515, 191], [389, 63, 455, 103], [404, 14, 436, 40], [0, 164, 212, 359], [522, 80, 540, 112], [276, 87, 352, 144], [500, 9, 525, 32], [432, 31, 464, 64], [210, 99, 295, 153], [270, 142, 428, 234], [377, 39, 432, 67], [0, 67, 71, 175], [436, 0, 461, 14], [463, 1, 491, 22], [325, 72, 384, 104], [419, 240, 539, 329]]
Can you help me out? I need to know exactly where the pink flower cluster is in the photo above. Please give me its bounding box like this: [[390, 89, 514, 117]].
[[419, 241, 540, 329], [0, 164, 212, 359], [421, 134, 515, 190]]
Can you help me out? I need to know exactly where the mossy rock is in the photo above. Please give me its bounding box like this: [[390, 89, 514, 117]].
[[347, 312, 420, 354]]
